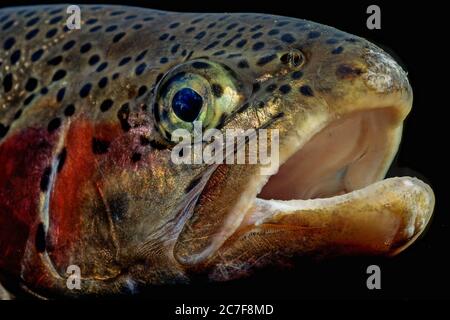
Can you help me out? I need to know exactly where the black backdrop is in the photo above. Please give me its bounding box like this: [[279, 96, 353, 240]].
[[0, 0, 448, 303]]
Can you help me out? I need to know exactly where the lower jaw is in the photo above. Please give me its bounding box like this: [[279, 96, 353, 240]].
[[218, 108, 434, 256]]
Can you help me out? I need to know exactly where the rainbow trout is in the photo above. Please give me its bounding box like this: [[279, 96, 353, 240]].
[[0, 5, 434, 298]]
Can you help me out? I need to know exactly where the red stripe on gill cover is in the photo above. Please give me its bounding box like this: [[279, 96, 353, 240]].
[[48, 119, 122, 273], [0, 128, 54, 273]]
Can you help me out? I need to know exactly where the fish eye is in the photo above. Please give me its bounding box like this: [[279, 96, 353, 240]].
[[153, 59, 245, 141], [172, 88, 203, 122]]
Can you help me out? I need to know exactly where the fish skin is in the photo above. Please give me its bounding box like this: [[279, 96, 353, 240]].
[[0, 5, 432, 298]]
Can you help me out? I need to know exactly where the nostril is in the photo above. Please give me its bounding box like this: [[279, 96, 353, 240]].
[[279, 49, 304, 68]]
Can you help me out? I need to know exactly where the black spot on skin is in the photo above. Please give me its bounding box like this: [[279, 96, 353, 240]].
[[236, 39, 247, 48], [25, 28, 39, 40], [3, 37, 15, 50], [279, 84, 292, 94], [40, 166, 52, 192], [62, 40, 76, 51], [169, 22, 180, 29], [252, 82, 261, 93], [131, 152, 141, 163], [281, 33, 296, 44], [108, 193, 129, 222], [26, 17, 39, 27], [90, 26, 101, 33], [213, 50, 225, 56], [257, 54, 277, 66], [217, 32, 227, 39], [332, 46, 344, 54], [252, 42, 265, 51], [80, 43, 91, 53], [47, 118, 61, 133], [52, 69, 66, 82], [135, 50, 148, 61], [35, 223, 46, 253], [148, 139, 166, 150], [23, 94, 35, 106], [336, 64, 363, 79], [139, 135, 151, 146], [57, 148, 67, 172], [300, 85, 314, 97], [10, 50, 21, 65], [117, 103, 131, 132], [92, 138, 110, 155], [226, 23, 238, 30], [266, 84, 277, 92], [85, 18, 97, 25], [49, 15, 63, 24], [113, 32, 126, 43], [326, 38, 338, 44], [79, 83, 92, 98], [171, 44, 180, 54], [135, 63, 146, 75], [31, 49, 44, 61], [3, 73, 12, 92], [238, 60, 249, 68], [250, 25, 263, 32], [192, 61, 210, 69], [159, 33, 169, 40], [98, 77, 108, 89], [258, 101, 265, 108], [105, 25, 118, 32], [40, 87, 48, 95], [96, 62, 108, 72], [119, 57, 131, 66], [185, 176, 202, 193], [137, 85, 148, 97], [291, 71, 303, 79], [251, 33, 263, 40], [194, 31, 206, 40], [47, 56, 62, 66], [89, 54, 100, 65], [14, 110, 22, 120], [25, 78, 37, 92], [0, 123, 9, 139], [64, 104, 75, 117], [211, 83, 224, 98], [308, 31, 321, 39], [56, 88, 65, 102], [100, 99, 114, 112], [268, 29, 280, 36], [45, 28, 58, 39]]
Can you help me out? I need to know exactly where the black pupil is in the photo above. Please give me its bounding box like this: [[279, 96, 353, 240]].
[[172, 88, 203, 122]]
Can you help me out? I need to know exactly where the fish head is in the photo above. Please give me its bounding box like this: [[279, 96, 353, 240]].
[[0, 6, 434, 296]]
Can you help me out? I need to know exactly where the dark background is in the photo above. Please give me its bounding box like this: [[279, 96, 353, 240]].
[[1, 0, 447, 304]]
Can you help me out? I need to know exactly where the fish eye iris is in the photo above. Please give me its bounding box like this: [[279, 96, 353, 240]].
[[172, 88, 203, 122]]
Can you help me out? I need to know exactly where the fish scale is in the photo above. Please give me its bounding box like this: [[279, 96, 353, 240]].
[[0, 5, 434, 298]]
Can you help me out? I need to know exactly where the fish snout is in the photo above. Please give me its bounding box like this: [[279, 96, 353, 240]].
[[360, 45, 412, 98]]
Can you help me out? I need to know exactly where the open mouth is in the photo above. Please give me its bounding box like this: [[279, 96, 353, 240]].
[[225, 107, 435, 257], [258, 108, 398, 201]]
